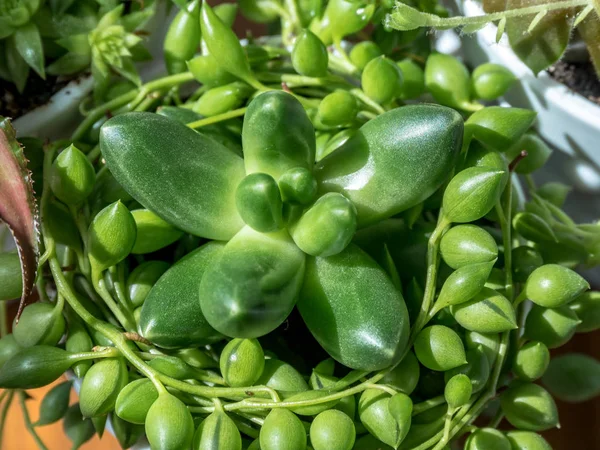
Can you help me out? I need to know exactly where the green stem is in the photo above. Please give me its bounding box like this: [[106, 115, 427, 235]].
[[19, 391, 49, 450], [387, 0, 589, 30], [187, 108, 248, 129], [109, 265, 135, 316], [411, 213, 451, 338], [412, 395, 446, 415], [72, 72, 195, 141], [68, 205, 90, 277], [92, 268, 135, 331], [349, 89, 386, 115]]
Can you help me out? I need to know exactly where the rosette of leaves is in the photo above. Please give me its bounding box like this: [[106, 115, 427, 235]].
[[385, 0, 600, 78], [0, 0, 155, 96]]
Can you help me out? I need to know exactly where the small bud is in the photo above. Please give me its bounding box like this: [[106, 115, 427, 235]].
[[425, 53, 479, 111], [145, 393, 195, 450], [220, 338, 265, 387], [292, 29, 328, 77], [445, 346, 490, 394], [362, 56, 403, 104], [414, 325, 467, 371], [88, 201, 137, 271], [396, 59, 425, 100], [350, 41, 382, 71], [525, 264, 589, 308], [465, 428, 512, 450], [443, 167, 507, 223], [451, 287, 517, 333], [569, 291, 600, 333], [13, 302, 65, 348], [290, 192, 357, 257], [194, 82, 254, 117], [445, 374, 472, 409], [115, 379, 159, 425], [318, 91, 358, 126], [471, 63, 516, 100], [278, 167, 317, 205], [525, 304, 581, 349], [131, 210, 183, 255], [79, 358, 128, 418], [310, 409, 356, 450], [235, 173, 284, 233], [440, 225, 498, 269], [50, 144, 96, 205], [501, 383, 558, 431]]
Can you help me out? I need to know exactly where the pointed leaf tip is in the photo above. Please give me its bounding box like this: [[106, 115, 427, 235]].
[[0, 117, 40, 318]]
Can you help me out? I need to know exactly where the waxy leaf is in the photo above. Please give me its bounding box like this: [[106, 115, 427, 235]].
[[316, 105, 463, 227], [140, 242, 224, 348], [100, 112, 245, 240], [501, 383, 558, 431], [465, 107, 536, 151], [450, 287, 517, 333], [298, 244, 409, 371], [0, 117, 39, 317], [542, 353, 600, 403], [433, 261, 495, 312]]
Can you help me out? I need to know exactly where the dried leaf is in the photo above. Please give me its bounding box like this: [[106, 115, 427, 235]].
[[0, 117, 39, 317]]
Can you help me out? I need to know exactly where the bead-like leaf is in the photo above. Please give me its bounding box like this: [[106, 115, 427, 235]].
[[0, 118, 39, 318], [433, 261, 496, 313]]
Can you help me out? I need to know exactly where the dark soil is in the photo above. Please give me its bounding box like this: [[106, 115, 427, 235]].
[[547, 60, 600, 105], [0, 74, 76, 119]]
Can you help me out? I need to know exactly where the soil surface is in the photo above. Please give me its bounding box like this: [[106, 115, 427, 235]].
[[547, 60, 600, 105], [0, 74, 75, 119]]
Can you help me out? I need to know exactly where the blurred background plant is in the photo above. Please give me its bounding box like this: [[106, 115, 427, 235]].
[[0, 0, 158, 99], [386, 0, 600, 79]]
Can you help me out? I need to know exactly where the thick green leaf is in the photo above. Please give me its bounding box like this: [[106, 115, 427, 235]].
[[200, 227, 305, 339], [298, 244, 410, 371], [140, 242, 224, 349], [542, 353, 600, 402], [506, 0, 573, 75], [316, 105, 463, 227], [100, 112, 245, 240]]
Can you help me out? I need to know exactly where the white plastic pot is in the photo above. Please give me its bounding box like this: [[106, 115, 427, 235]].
[[456, 0, 600, 195]]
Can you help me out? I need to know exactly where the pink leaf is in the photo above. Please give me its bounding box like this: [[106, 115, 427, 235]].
[[0, 117, 40, 319]]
